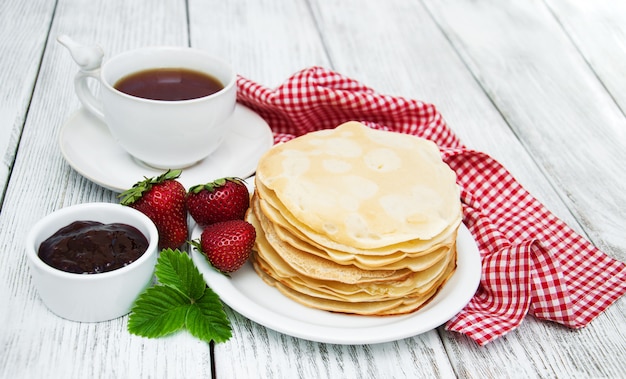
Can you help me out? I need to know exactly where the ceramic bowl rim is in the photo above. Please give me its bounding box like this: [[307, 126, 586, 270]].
[[26, 202, 159, 280]]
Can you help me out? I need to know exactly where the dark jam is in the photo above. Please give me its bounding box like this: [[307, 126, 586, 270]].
[[38, 221, 149, 274]]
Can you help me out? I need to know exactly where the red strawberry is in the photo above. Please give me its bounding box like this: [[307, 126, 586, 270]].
[[119, 169, 188, 250], [193, 219, 256, 273], [186, 177, 250, 227]]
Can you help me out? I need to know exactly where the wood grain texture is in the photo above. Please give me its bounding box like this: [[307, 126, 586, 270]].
[[418, 0, 626, 376], [188, 0, 457, 377], [213, 307, 457, 378], [0, 0, 56, 203], [188, 0, 331, 87], [545, 0, 626, 115], [191, 0, 625, 377], [307, 0, 590, 235], [422, 0, 626, 259], [1, 0, 625, 378], [0, 0, 211, 378]]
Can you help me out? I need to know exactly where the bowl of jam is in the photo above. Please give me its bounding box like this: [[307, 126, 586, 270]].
[[25, 203, 159, 322]]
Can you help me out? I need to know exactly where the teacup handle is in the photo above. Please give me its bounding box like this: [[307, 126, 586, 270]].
[[57, 35, 106, 121], [74, 69, 105, 120]]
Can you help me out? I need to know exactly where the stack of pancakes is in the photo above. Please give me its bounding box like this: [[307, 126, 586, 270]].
[[246, 121, 462, 316]]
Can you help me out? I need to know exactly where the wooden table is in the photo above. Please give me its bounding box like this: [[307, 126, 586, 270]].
[[2, 0, 625, 377]]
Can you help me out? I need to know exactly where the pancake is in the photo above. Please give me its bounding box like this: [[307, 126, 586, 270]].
[[251, 192, 454, 271], [252, 236, 456, 302], [255, 121, 461, 249], [256, 178, 462, 258], [247, 121, 462, 316], [252, 250, 457, 316], [248, 204, 411, 284]]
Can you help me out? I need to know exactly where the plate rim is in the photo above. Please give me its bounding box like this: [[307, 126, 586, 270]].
[[191, 223, 481, 345], [58, 104, 274, 192]]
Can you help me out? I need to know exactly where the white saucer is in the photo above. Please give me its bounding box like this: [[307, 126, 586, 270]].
[[59, 104, 274, 192]]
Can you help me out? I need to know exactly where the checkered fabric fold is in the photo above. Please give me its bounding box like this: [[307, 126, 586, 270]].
[[236, 66, 626, 345]]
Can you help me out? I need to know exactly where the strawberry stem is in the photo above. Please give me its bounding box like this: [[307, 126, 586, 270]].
[[119, 169, 182, 205], [188, 177, 245, 194]]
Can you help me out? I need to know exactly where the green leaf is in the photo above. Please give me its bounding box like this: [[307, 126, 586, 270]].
[[127, 248, 232, 344], [118, 169, 182, 205], [127, 286, 189, 338], [162, 169, 182, 181], [186, 287, 232, 344], [189, 176, 246, 194], [155, 249, 206, 301]]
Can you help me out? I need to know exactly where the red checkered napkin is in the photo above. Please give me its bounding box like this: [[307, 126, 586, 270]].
[[236, 67, 626, 346]]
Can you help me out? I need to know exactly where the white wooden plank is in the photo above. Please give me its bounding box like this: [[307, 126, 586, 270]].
[[307, 0, 584, 232], [0, 0, 55, 203], [545, 0, 626, 115], [187, 0, 457, 377], [2, 0, 624, 378], [0, 0, 211, 378], [188, 0, 331, 87], [415, 0, 626, 376], [213, 308, 456, 378], [422, 0, 626, 259], [309, 0, 626, 377]]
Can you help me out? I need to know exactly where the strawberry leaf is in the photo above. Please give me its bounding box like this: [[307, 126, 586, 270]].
[[189, 176, 245, 194], [127, 248, 232, 344], [127, 286, 188, 338], [156, 248, 206, 301], [119, 169, 182, 205], [186, 287, 232, 344]]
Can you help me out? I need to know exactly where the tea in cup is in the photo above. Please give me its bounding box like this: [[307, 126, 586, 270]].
[[58, 35, 237, 169]]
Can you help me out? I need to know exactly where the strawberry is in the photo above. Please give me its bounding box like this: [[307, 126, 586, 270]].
[[193, 219, 256, 273], [119, 169, 188, 250], [186, 177, 250, 227]]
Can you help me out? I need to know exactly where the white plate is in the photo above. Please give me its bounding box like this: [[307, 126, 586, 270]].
[[191, 223, 481, 345], [59, 104, 274, 192]]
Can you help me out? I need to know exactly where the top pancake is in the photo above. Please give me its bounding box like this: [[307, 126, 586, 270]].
[[255, 121, 461, 249]]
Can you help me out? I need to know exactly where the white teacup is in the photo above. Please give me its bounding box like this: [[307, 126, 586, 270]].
[[58, 35, 237, 169]]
